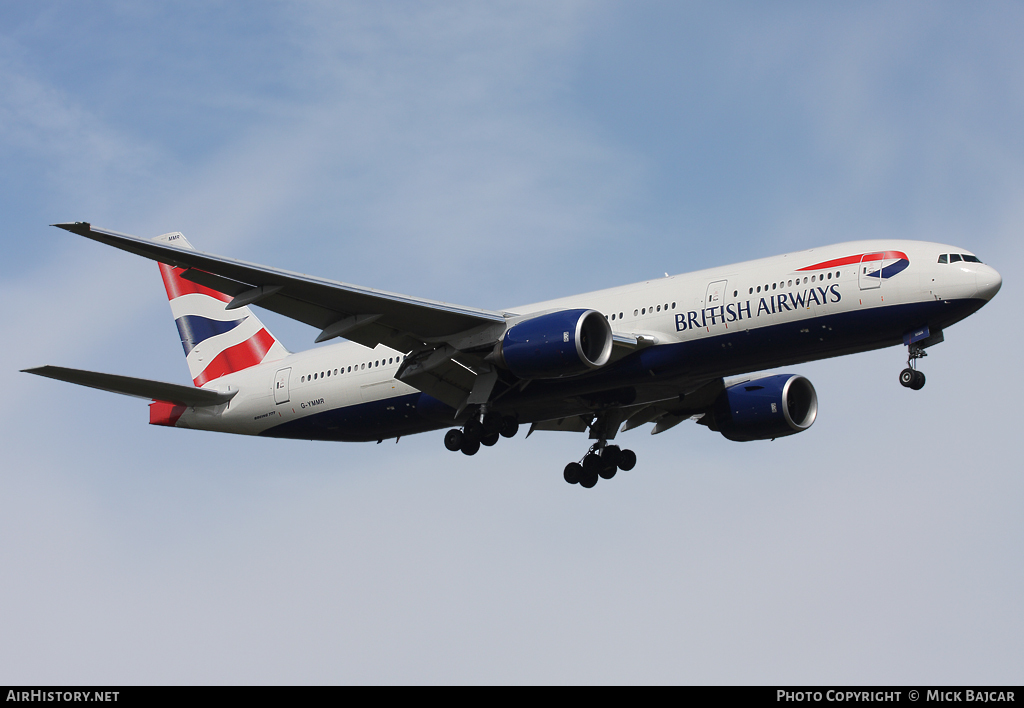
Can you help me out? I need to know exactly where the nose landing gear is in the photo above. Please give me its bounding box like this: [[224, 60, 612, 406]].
[[899, 343, 927, 390]]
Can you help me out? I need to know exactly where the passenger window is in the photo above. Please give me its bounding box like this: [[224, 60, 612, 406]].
[[950, 254, 962, 263], [641, 308, 646, 315], [937, 254, 948, 264], [788, 280, 792, 287], [634, 309, 638, 316], [772, 283, 776, 290], [756, 286, 761, 293], [619, 312, 623, 319], [656, 305, 661, 312]]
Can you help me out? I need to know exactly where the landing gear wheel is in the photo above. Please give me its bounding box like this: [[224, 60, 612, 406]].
[[900, 368, 916, 388], [444, 429, 464, 452], [482, 412, 503, 437], [564, 463, 581, 484], [481, 432, 500, 447], [598, 460, 617, 480], [463, 418, 483, 443], [580, 454, 601, 488], [460, 438, 480, 456], [911, 370, 926, 390], [617, 449, 637, 471], [601, 445, 621, 468], [499, 416, 519, 438]]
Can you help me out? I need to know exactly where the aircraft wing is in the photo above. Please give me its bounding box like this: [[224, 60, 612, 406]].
[[22, 365, 236, 407], [54, 222, 507, 356], [620, 377, 725, 434], [55, 222, 516, 411]]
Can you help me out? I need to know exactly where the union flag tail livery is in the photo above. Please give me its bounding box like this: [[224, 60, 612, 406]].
[[26, 222, 1002, 490], [153, 232, 289, 387]]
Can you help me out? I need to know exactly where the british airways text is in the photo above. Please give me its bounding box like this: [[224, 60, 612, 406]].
[[676, 284, 842, 331]]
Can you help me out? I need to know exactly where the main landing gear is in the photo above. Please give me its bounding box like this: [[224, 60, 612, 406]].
[[899, 343, 927, 391], [443, 411, 519, 456], [562, 442, 636, 490]]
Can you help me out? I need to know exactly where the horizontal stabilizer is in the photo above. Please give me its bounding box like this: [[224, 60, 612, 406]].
[[21, 366, 236, 407]]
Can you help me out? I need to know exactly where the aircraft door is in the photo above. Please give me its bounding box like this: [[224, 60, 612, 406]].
[[704, 280, 729, 329], [859, 253, 882, 290], [274, 367, 291, 404], [705, 280, 728, 308]]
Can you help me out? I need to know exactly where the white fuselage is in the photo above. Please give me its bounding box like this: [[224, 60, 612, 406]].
[[175, 239, 1000, 440]]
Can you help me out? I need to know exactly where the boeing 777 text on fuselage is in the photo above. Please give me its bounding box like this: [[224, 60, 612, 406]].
[[24, 223, 1001, 488]]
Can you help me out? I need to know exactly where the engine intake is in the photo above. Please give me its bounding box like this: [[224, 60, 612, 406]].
[[709, 374, 818, 442], [496, 309, 613, 379]]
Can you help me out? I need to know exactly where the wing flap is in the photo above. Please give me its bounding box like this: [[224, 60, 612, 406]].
[[22, 366, 235, 407]]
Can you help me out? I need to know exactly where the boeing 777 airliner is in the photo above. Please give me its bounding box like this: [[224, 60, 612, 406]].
[[24, 223, 1001, 488]]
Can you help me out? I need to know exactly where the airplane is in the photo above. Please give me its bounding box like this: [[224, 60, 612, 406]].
[[24, 222, 1002, 489]]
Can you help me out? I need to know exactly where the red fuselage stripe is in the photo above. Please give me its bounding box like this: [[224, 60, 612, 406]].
[[797, 251, 909, 272]]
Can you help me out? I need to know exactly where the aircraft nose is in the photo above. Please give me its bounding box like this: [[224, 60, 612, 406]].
[[976, 265, 1002, 301]]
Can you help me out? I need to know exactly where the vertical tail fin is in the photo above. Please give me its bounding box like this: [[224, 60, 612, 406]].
[[154, 232, 289, 387]]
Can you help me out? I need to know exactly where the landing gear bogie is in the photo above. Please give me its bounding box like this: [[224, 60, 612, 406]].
[[563, 443, 636, 488], [443, 411, 520, 456]]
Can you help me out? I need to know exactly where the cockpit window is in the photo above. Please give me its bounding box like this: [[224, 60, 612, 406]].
[[962, 254, 982, 263], [937, 254, 948, 264], [949, 254, 962, 263]]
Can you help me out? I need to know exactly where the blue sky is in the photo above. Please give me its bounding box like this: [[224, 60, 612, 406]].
[[2, 2, 1022, 683]]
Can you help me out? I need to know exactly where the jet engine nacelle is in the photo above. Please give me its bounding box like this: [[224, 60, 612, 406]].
[[496, 309, 613, 379], [709, 374, 818, 442]]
